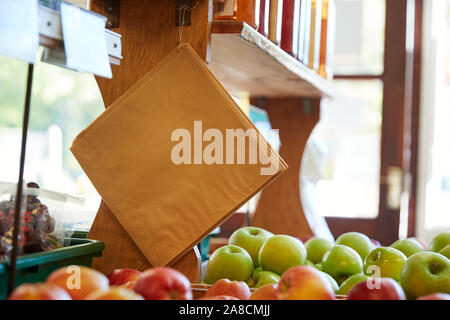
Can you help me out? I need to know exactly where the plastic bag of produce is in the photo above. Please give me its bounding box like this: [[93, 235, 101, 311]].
[[0, 181, 85, 261]]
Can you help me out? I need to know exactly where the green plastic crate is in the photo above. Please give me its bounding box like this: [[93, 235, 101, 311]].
[[0, 238, 104, 300], [71, 231, 88, 239]]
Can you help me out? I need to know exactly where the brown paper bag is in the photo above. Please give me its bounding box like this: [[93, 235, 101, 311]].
[[71, 44, 287, 267]]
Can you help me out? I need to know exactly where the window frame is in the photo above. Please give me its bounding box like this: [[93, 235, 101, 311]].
[[324, 0, 423, 245]]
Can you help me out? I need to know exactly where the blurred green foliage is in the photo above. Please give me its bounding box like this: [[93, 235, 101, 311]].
[[0, 52, 104, 178]]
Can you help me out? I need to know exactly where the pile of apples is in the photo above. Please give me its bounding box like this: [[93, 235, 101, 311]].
[[8, 265, 198, 300], [202, 227, 450, 300], [7, 228, 450, 300]]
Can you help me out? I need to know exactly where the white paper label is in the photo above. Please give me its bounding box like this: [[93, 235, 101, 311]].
[[60, 2, 112, 78], [0, 0, 39, 63]]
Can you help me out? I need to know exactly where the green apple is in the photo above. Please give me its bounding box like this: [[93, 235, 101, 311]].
[[229, 226, 273, 267], [319, 271, 339, 293], [258, 235, 307, 275], [430, 232, 450, 252], [400, 251, 450, 299], [335, 232, 376, 261], [204, 245, 254, 284], [313, 263, 322, 271], [390, 238, 425, 257], [439, 244, 450, 259], [305, 259, 314, 266], [364, 247, 407, 282], [246, 267, 263, 287], [256, 271, 280, 288], [247, 270, 280, 288], [338, 273, 368, 295], [321, 245, 363, 285], [305, 237, 334, 264]]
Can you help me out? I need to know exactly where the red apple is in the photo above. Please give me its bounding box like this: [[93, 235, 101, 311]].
[[250, 283, 278, 300], [204, 279, 251, 300], [8, 283, 72, 300], [85, 287, 143, 300], [347, 277, 406, 300], [120, 280, 137, 290], [410, 237, 428, 250], [417, 293, 450, 300], [133, 267, 192, 300], [199, 295, 240, 300], [276, 266, 335, 300], [46, 265, 109, 300], [108, 268, 141, 286]]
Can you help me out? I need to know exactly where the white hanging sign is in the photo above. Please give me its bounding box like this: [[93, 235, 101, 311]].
[[0, 0, 39, 63], [60, 2, 112, 78]]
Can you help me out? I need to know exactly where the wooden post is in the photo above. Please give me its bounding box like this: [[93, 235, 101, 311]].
[[250, 97, 332, 239], [87, 0, 212, 281]]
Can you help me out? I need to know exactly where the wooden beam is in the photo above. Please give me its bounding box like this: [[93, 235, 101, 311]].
[[90, 0, 212, 106], [87, 0, 212, 282], [250, 97, 333, 240], [376, 0, 409, 245]]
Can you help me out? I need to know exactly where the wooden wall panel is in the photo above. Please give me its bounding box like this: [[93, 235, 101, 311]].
[[250, 97, 332, 239], [86, 0, 212, 281]]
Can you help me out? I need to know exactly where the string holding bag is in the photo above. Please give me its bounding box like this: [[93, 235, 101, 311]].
[[177, 1, 200, 50]]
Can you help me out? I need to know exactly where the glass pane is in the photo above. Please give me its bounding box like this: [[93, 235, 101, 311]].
[[0, 52, 104, 231], [301, 80, 383, 218], [332, 0, 386, 75], [66, 0, 88, 8], [418, 0, 450, 240]]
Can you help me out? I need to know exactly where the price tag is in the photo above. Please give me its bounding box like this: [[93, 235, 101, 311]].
[[60, 2, 112, 78], [0, 0, 39, 63]]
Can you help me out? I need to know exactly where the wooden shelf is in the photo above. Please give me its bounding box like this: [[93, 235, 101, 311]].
[[208, 21, 339, 98]]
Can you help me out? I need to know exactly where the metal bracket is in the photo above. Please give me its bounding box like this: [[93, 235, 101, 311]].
[[104, 0, 119, 28], [175, 0, 193, 26], [302, 98, 313, 115], [252, 97, 266, 108], [38, 4, 123, 65]]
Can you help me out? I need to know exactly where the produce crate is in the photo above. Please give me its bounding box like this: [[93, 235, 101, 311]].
[[71, 230, 89, 239], [0, 238, 104, 300]]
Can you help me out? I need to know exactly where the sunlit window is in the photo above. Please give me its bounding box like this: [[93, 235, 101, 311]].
[[302, 80, 382, 218], [333, 0, 386, 75], [300, 0, 385, 219], [417, 0, 450, 241], [0, 52, 104, 231]]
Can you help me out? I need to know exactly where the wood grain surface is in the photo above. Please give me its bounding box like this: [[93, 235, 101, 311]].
[[86, 0, 212, 282], [250, 97, 332, 239], [209, 21, 339, 98]]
